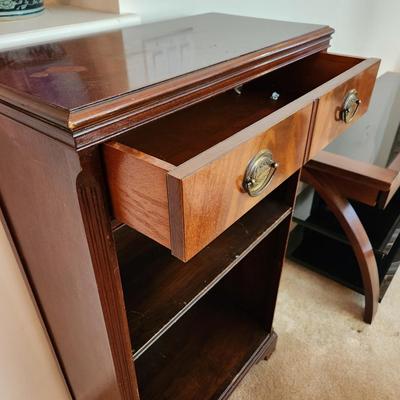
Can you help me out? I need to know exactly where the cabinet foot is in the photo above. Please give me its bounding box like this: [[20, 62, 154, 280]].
[[263, 330, 278, 361]]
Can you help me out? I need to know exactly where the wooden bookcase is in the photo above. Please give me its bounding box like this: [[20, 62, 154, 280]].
[[0, 13, 378, 400]]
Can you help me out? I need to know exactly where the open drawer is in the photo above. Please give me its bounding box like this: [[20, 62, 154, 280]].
[[103, 52, 379, 261]]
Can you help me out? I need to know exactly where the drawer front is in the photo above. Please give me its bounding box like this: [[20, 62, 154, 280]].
[[167, 105, 312, 261], [308, 59, 380, 160]]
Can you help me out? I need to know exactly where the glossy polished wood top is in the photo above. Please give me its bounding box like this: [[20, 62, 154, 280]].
[[0, 13, 333, 146]]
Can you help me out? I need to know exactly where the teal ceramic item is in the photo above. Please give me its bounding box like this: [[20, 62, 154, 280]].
[[0, 0, 44, 18]]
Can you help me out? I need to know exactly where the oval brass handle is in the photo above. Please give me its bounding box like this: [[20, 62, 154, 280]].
[[243, 150, 278, 197], [340, 89, 361, 123]]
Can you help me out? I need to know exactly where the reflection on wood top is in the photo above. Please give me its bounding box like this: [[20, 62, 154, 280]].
[[0, 13, 333, 143]]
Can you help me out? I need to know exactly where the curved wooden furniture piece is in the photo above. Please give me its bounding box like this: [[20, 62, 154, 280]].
[[302, 167, 380, 323]]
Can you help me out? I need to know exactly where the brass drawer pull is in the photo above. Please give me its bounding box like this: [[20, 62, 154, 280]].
[[243, 150, 279, 197], [340, 89, 361, 123]]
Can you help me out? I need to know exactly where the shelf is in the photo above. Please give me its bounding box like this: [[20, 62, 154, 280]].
[[115, 198, 291, 358], [135, 291, 271, 400], [294, 189, 400, 258], [288, 223, 400, 300], [289, 189, 400, 300]]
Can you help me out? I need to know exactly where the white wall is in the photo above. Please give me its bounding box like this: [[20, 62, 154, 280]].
[[133, 0, 400, 73], [0, 212, 71, 400]]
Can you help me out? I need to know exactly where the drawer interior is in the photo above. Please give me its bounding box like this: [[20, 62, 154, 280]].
[[115, 52, 363, 166]]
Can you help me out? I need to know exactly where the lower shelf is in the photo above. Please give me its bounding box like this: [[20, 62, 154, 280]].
[[135, 292, 273, 400], [289, 224, 400, 300], [293, 189, 400, 258], [115, 198, 291, 358], [115, 178, 296, 399], [290, 188, 400, 300]]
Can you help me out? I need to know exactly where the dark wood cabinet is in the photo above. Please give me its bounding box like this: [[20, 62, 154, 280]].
[[0, 14, 378, 400]]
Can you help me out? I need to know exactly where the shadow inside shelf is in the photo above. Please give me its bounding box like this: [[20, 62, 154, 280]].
[[114, 195, 291, 359]]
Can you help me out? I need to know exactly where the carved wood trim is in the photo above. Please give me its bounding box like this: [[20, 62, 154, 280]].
[[77, 149, 139, 400], [74, 38, 331, 149]]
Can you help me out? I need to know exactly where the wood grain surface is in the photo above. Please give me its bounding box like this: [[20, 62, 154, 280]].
[[135, 294, 270, 400], [308, 59, 380, 159], [116, 199, 291, 357], [302, 168, 380, 323], [103, 143, 174, 248], [167, 106, 311, 261], [309, 151, 395, 191], [308, 150, 400, 208], [0, 14, 381, 400], [77, 148, 140, 399], [105, 53, 379, 261], [134, 219, 289, 400], [0, 14, 333, 146], [0, 114, 137, 399]]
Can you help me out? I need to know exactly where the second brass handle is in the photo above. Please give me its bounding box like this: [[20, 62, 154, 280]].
[[340, 89, 361, 123]]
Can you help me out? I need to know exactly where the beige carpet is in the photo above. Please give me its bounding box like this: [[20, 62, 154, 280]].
[[231, 260, 400, 400]]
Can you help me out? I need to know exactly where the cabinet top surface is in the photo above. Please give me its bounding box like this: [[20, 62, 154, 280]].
[[0, 13, 333, 135]]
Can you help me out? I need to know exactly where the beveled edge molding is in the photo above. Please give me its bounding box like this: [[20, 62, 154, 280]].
[[71, 28, 333, 129], [73, 30, 333, 149], [0, 26, 333, 149], [76, 149, 140, 400]]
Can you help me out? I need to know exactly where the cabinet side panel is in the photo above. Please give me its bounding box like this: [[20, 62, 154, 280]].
[[0, 114, 134, 399]]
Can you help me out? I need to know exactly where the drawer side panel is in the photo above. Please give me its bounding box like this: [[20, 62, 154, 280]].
[[103, 143, 173, 248]]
